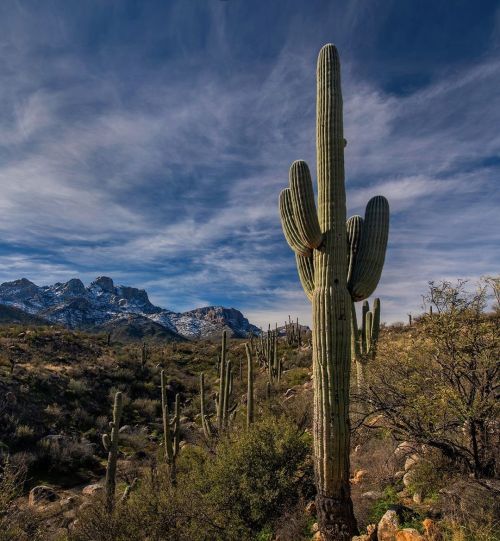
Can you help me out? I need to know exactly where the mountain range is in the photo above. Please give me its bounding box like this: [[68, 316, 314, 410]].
[[0, 276, 260, 341]]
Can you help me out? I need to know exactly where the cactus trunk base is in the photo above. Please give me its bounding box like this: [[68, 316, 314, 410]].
[[315, 492, 358, 541]]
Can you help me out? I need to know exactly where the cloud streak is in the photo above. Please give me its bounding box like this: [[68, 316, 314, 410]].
[[0, 1, 498, 327]]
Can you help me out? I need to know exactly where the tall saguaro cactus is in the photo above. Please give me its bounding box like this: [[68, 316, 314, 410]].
[[279, 44, 389, 540], [102, 391, 123, 513]]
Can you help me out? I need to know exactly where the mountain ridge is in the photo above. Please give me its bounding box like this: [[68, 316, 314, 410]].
[[0, 276, 259, 340]]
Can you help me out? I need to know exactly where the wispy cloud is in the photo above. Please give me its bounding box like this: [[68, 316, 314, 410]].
[[0, 1, 498, 327]]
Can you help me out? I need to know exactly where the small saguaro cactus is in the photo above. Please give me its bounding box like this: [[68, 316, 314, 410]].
[[351, 298, 381, 392], [245, 343, 254, 427], [103, 391, 123, 513], [160, 370, 181, 484], [199, 372, 214, 439], [279, 44, 389, 539]]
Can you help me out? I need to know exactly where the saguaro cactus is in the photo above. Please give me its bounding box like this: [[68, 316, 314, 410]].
[[351, 298, 380, 392], [103, 391, 123, 513], [160, 370, 181, 484], [279, 44, 389, 540], [245, 343, 254, 427]]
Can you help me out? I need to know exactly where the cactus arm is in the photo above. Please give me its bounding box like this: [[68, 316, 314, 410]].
[[279, 189, 312, 257], [361, 300, 369, 354], [295, 254, 315, 301], [289, 160, 323, 249], [347, 215, 363, 284], [348, 196, 389, 301]]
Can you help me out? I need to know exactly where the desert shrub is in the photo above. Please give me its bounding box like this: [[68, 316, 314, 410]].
[[365, 280, 499, 478], [130, 397, 160, 420], [67, 378, 89, 397], [13, 424, 36, 447], [72, 415, 313, 541], [0, 458, 43, 540], [35, 437, 98, 476]]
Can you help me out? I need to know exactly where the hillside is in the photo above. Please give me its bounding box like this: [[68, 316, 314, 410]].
[[1, 307, 498, 541]]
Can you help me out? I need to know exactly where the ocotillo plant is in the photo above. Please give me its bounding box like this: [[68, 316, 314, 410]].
[[351, 298, 380, 392], [245, 343, 254, 427], [279, 44, 389, 539], [102, 391, 123, 513], [160, 370, 181, 484]]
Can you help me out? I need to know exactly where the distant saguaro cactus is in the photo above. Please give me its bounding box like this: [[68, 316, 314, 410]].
[[160, 370, 181, 484], [279, 44, 389, 539], [245, 343, 254, 427], [102, 391, 123, 513], [351, 298, 380, 392]]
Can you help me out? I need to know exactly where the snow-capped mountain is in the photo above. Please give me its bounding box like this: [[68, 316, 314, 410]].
[[0, 277, 259, 340]]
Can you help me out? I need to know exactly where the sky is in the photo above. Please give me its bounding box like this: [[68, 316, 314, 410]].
[[0, 0, 499, 327]]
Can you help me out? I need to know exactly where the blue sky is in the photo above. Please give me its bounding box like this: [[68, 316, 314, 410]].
[[0, 0, 499, 327]]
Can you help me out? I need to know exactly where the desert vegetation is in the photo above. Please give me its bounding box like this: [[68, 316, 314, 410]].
[[0, 279, 498, 541]]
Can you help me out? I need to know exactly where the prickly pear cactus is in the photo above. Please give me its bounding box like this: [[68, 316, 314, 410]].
[[279, 44, 389, 540]]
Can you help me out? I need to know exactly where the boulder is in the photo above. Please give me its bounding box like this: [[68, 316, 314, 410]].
[[361, 490, 383, 500], [403, 471, 416, 487], [353, 524, 377, 541], [82, 483, 103, 496], [404, 454, 420, 471], [395, 528, 425, 541], [377, 509, 400, 541], [311, 522, 319, 532], [119, 425, 132, 434], [352, 469, 368, 483], [394, 441, 416, 460], [29, 485, 59, 506], [305, 500, 316, 516], [422, 519, 443, 541]]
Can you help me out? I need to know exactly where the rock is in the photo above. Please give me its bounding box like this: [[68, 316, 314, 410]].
[[422, 519, 443, 541], [394, 470, 405, 481], [352, 469, 368, 483], [29, 485, 59, 506], [312, 532, 323, 541], [404, 454, 420, 471], [59, 496, 77, 509], [311, 522, 319, 532], [284, 388, 296, 397], [366, 524, 377, 541], [362, 490, 383, 500], [82, 483, 103, 496], [118, 425, 133, 434], [394, 441, 416, 460], [305, 500, 316, 516], [378, 509, 400, 541], [395, 528, 425, 541], [413, 492, 422, 504], [403, 471, 416, 487]]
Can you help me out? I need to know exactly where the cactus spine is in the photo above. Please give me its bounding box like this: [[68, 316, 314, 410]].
[[351, 298, 380, 392], [245, 343, 254, 427], [279, 44, 389, 539], [103, 391, 123, 513], [160, 370, 181, 484]]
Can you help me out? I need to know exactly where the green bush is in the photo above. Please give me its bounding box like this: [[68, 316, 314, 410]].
[[72, 415, 313, 541]]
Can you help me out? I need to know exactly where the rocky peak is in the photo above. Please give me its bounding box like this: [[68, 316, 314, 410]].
[[53, 279, 86, 297], [90, 276, 115, 293]]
